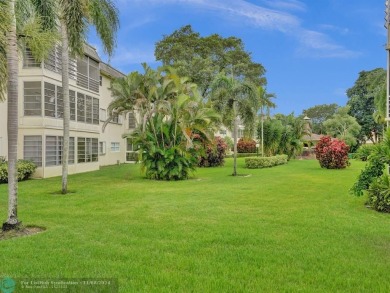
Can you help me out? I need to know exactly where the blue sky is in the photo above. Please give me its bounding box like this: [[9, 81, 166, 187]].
[[89, 0, 386, 115]]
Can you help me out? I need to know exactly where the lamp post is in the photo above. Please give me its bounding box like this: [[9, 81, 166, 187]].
[[386, 0, 390, 128]]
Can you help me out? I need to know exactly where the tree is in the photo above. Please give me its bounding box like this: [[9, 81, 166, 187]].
[[347, 68, 386, 143], [301, 103, 339, 134], [211, 74, 258, 176], [106, 65, 220, 180], [155, 25, 266, 97], [258, 87, 276, 156], [0, 0, 57, 230], [58, 0, 119, 194], [258, 113, 305, 159], [323, 106, 361, 147]]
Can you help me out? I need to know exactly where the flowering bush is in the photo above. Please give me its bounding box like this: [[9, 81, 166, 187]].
[[237, 138, 256, 153], [314, 136, 350, 169], [198, 136, 228, 167]]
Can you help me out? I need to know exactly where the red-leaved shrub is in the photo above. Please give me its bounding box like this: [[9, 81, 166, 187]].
[[198, 136, 228, 167], [237, 138, 256, 153], [314, 136, 350, 169]]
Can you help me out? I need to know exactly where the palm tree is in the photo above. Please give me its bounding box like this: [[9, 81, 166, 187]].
[[257, 87, 276, 157], [58, 0, 119, 194], [1, 0, 57, 230], [211, 74, 258, 176]]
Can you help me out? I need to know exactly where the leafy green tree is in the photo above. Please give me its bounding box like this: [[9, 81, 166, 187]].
[[323, 106, 361, 147], [302, 103, 339, 134], [211, 74, 258, 176], [347, 68, 386, 143], [106, 65, 220, 180], [57, 0, 119, 194], [0, 0, 57, 230], [155, 25, 266, 97]]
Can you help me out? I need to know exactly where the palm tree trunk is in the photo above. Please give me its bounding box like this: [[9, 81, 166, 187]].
[[3, 0, 20, 231], [60, 20, 70, 194], [261, 106, 264, 157], [233, 101, 238, 176]]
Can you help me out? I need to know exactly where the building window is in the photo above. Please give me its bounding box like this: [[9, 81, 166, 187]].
[[77, 93, 85, 122], [44, 82, 64, 118], [76, 93, 99, 124], [128, 112, 136, 129], [219, 129, 227, 135], [24, 136, 42, 166], [23, 48, 41, 68], [70, 90, 76, 121], [111, 113, 122, 124], [93, 98, 99, 125], [99, 75, 102, 86], [44, 45, 76, 80], [24, 81, 42, 116], [99, 141, 106, 155], [85, 96, 92, 124], [111, 142, 120, 152], [77, 56, 99, 93], [45, 136, 75, 166], [77, 137, 98, 163]]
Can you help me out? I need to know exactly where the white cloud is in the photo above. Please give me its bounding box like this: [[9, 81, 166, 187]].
[[296, 30, 361, 58], [117, 0, 360, 59], [260, 0, 306, 12], [110, 46, 156, 70]]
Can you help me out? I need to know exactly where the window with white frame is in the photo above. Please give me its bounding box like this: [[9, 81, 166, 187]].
[[77, 56, 99, 93], [128, 112, 136, 129], [99, 141, 106, 155], [45, 136, 75, 166], [70, 90, 76, 121], [219, 129, 227, 135], [76, 93, 99, 124], [24, 81, 42, 116], [24, 136, 42, 166], [77, 137, 98, 163], [44, 82, 63, 118], [111, 142, 120, 152]]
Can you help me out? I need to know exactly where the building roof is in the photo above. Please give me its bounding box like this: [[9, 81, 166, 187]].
[[83, 44, 101, 61], [302, 133, 324, 142], [100, 62, 126, 79]]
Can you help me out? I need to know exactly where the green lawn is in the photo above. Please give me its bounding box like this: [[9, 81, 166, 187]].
[[1, 158, 390, 292]]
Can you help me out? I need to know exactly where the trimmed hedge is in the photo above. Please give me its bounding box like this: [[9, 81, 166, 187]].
[[0, 160, 37, 183], [245, 155, 288, 169]]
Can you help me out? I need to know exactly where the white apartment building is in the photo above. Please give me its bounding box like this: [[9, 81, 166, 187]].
[[0, 44, 138, 178]]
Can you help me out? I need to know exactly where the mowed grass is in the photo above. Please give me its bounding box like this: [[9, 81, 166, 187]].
[[1, 158, 390, 292]]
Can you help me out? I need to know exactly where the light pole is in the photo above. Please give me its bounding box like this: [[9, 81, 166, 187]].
[[385, 0, 390, 128]]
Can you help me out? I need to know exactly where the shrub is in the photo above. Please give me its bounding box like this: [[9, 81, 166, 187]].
[[237, 138, 256, 153], [141, 147, 197, 181], [314, 136, 350, 169], [355, 144, 375, 161], [198, 137, 228, 167], [245, 155, 288, 169], [0, 160, 37, 183], [367, 174, 390, 212]]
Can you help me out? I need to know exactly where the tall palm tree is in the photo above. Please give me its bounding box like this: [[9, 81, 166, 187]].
[[0, 0, 57, 230], [257, 87, 276, 157], [58, 0, 119, 194], [211, 74, 258, 176]]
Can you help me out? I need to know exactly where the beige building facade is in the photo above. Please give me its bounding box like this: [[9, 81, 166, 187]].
[[0, 45, 138, 178]]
